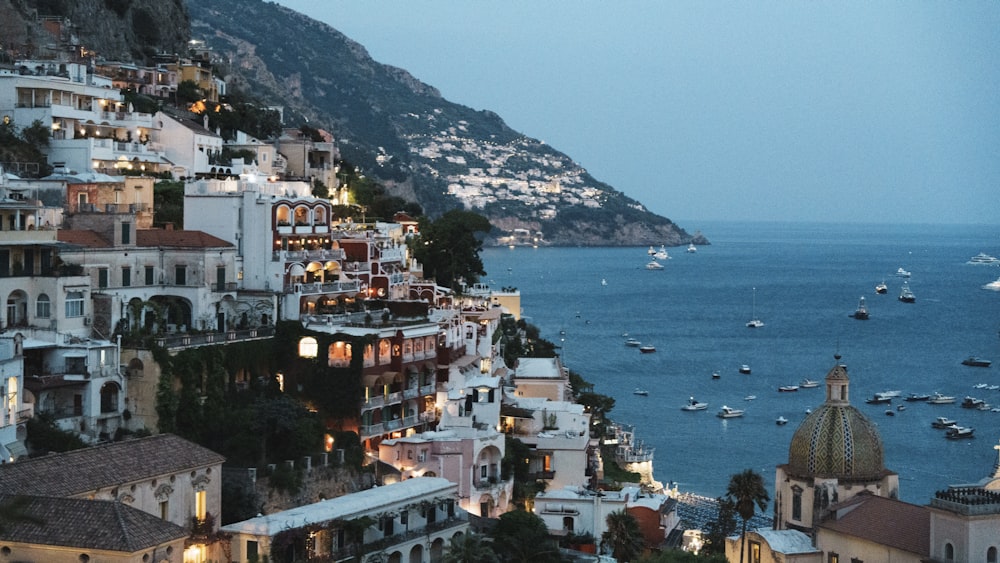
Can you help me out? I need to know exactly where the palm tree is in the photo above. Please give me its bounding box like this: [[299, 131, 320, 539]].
[[601, 509, 645, 562], [725, 469, 770, 563], [442, 532, 498, 563]]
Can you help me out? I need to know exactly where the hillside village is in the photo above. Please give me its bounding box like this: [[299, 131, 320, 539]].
[[2, 14, 1000, 563]]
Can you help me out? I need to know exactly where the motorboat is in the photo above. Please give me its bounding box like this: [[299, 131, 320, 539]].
[[945, 426, 975, 439], [647, 246, 657, 256], [932, 416, 957, 429], [865, 394, 892, 405], [897, 404, 906, 412], [633, 388, 649, 396], [776, 416, 788, 425], [961, 396, 986, 409], [877, 390, 901, 398], [851, 296, 869, 320], [681, 397, 709, 411], [961, 356, 992, 368], [983, 277, 1000, 291], [896, 267, 911, 278], [875, 281, 888, 294], [799, 379, 820, 388], [654, 245, 670, 260], [739, 365, 752, 374], [687, 243, 697, 253], [717, 405, 745, 418], [905, 393, 931, 402], [968, 252, 1000, 265], [711, 372, 721, 380], [885, 409, 895, 416], [746, 287, 764, 328], [778, 385, 799, 392], [639, 345, 656, 354], [744, 395, 757, 401], [625, 338, 641, 347], [645, 260, 664, 270], [601, 278, 608, 286], [898, 282, 916, 303], [928, 393, 957, 404], [973, 383, 988, 389]]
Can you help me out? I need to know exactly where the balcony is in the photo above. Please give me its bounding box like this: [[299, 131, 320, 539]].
[[284, 281, 360, 296], [152, 327, 275, 350], [526, 470, 556, 481]]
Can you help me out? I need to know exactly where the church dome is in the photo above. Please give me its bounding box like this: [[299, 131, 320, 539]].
[[787, 359, 886, 480]]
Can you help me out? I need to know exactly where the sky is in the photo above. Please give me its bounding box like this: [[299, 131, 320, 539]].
[[271, 1, 1000, 225]]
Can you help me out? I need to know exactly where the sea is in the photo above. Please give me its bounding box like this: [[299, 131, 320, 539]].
[[481, 221, 1000, 506]]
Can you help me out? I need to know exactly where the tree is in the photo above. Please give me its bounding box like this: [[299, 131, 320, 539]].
[[702, 497, 737, 556], [490, 509, 558, 563], [724, 469, 770, 563], [601, 509, 645, 562], [442, 532, 498, 563], [410, 210, 492, 291]]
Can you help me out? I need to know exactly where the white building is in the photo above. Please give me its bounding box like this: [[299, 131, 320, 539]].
[[154, 110, 224, 179]]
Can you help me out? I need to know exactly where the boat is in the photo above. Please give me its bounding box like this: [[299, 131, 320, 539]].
[[687, 243, 697, 253], [776, 416, 788, 425], [744, 395, 757, 401], [739, 365, 752, 374], [896, 267, 911, 278], [778, 385, 799, 392], [865, 394, 892, 405], [681, 397, 708, 411], [645, 260, 664, 270], [931, 416, 957, 428], [968, 252, 1000, 265], [961, 396, 986, 409], [928, 393, 957, 404], [877, 390, 901, 398], [897, 404, 906, 412], [654, 245, 670, 260], [711, 372, 721, 380], [973, 383, 988, 389], [983, 277, 1000, 291], [885, 409, 895, 416], [799, 379, 819, 388], [961, 356, 992, 368], [945, 426, 975, 439], [875, 281, 888, 294], [717, 405, 745, 418], [625, 338, 641, 347], [850, 296, 869, 320], [647, 246, 657, 256], [898, 282, 916, 303], [746, 287, 764, 328], [633, 388, 649, 396], [601, 278, 608, 286], [639, 345, 656, 354], [905, 393, 931, 402]]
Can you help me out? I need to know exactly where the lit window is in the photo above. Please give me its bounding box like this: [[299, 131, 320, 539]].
[[195, 490, 206, 521], [298, 337, 318, 358]]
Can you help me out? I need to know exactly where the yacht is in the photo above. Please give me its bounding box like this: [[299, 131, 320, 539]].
[[778, 385, 799, 392], [776, 416, 788, 425], [717, 405, 745, 418], [983, 277, 1000, 291], [687, 243, 697, 253], [945, 426, 975, 439], [928, 393, 956, 404], [633, 388, 649, 396], [654, 245, 670, 260], [851, 296, 869, 320], [905, 393, 931, 402], [968, 252, 1000, 265], [961, 356, 992, 368], [739, 365, 752, 374], [639, 345, 656, 354], [898, 282, 916, 303], [931, 416, 957, 428], [875, 280, 888, 294], [800, 379, 820, 388], [645, 260, 664, 270], [896, 267, 912, 278], [625, 338, 641, 347], [681, 397, 709, 411]]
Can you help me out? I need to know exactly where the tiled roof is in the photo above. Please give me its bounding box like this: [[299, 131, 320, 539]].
[[136, 229, 233, 248], [0, 494, 187, 552], [0, 434, 225, 497], [818, 494, 929, 556], [56, 229, 112, 248]]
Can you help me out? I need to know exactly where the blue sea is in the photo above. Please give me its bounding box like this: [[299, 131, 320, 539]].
[[481, 221, 1000, 505]]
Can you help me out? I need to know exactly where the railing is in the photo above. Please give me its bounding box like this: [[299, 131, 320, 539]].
[[403, 386, 419, 399], [420, 384, 435, 396], [272, 249, 346, 262], [284, 281, 360, 295], [359, 423, 384, 438], [527, 470, 556, 480], [361, 514, 469, 554], [153, 326, 275, 350]]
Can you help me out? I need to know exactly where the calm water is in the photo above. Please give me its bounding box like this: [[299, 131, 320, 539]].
[[482, 221, 1000, 505]]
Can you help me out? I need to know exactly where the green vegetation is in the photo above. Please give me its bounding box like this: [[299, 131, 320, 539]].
[[25, 412, 86, 453], [601, 509, 645, 562], [0, 119, 52, 178], [702, 497, 737, 557], [490, 509, 560, 563], [153, 179, 184, 228], [442, 532, 498, 563], [725, 469, 770, 563], [409, 210, 491, 291]]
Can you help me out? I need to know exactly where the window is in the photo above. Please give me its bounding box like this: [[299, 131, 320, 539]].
[[400, 510, 408, 525], [98, 268, 108, 288], [36, 294, 50, 318], [944, 543, 954, 561], [988, 546, 997, 563], [750, 541, 761, 563], [159, 500, 169, 520], [481, 465, 488, 478], [66, 291, 84, 317], [792, 486, 802, 521], [195, 490, 206, 520], [121, 222, 130, 244], [145, 266, 154, 285], [175, 265, 186, 285], [121, 266, 131, 287], [246, 541, 258, 560], [828, 553, 839, 563]]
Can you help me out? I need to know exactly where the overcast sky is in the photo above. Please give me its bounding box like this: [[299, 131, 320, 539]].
[[272, 1, 999, 225]]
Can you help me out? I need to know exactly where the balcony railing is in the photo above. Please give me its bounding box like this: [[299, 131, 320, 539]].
[[153, 327, 275, 350], [284, 281, 360, 295]]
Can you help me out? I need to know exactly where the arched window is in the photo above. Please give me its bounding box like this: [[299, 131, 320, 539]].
[[36, 293, 51, 318], [379, 339, 391, 360], [988, 546, 997, 563], [298, 336, 318, 358], [792, 486, 803, 521], [945, 543, 954, 561]]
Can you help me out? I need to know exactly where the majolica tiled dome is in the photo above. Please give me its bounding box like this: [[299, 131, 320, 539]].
[[787, 358, 885, 480]]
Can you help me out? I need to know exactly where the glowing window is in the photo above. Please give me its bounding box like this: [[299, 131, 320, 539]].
[[298, 337, 318, 358]]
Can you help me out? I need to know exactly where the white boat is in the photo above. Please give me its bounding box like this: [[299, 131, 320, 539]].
[[654, 245, 670, 260], [645, 260, 664, 270], [687, 243, 697, 253], [875, 280, 888, 294], [932, 416, 956, 428], [625, 338, 641, 347], [717, 405, 745, 418], [601, 278, 607, 286], [800, 379, 819, 388], [898, 282, 916, 303], [778, 385, 799, 392], [739, 364, 752, 374], [877, 390, 901, 398], [945, 426, 975, 439], [851, 296, 869, 320], [633, 388, 649, 396], [639, 345, 656, 354], [744, 395, 757, 401], [681, 397, 708, 411], [928, 393, 956, 404], [896, 267, 912, 277], [647, 246, 657, 256], [776, 416, 788, 425], [968, 252, 1000, 265], [983, 277, 1000, 291], [746, 287, 764, 328]]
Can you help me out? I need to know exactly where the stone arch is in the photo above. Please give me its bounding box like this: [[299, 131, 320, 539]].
[[387, 551, 402, 563], [429, 537, 445, 563], [407, 543, 423, 563], [99, 381, 121, 413]]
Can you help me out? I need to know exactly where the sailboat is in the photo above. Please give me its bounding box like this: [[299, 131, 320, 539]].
[[746, 287, 764, 328]]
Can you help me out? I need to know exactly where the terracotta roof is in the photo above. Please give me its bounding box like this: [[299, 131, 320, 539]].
[[136, 229, 233, 248], [817, 493, 929, 556], [56, 229, 112, 248], [0, 434, 225, 497], [0, 494, 187, 552]]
